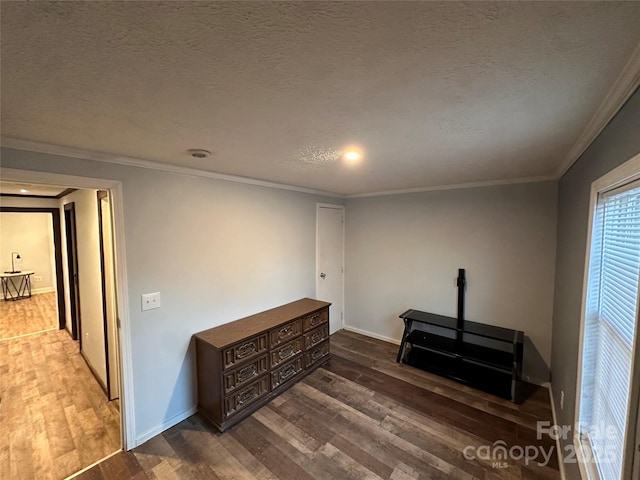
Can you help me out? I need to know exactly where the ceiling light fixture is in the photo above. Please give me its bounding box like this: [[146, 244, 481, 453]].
[[187, 149, 211, 159], [20, 188, 29, 193], [342, 148, 363, 165]]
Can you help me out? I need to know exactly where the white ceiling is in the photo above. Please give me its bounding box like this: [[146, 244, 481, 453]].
[[2, 2, 640, 196]]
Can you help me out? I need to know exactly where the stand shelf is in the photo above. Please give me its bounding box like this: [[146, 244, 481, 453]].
[[396, 269, 524, 402], [397, 309, 524, 402]]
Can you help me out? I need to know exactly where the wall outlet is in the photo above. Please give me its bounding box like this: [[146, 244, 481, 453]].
[[141, 292, 161, 311], [560, 390, 565, 410], [33, 275, 42, 282]]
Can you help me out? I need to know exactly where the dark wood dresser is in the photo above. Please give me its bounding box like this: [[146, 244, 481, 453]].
[[194, 298, 331, 432]]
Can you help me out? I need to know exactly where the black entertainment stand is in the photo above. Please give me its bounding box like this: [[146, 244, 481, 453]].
[[396, 270, 524, 402]]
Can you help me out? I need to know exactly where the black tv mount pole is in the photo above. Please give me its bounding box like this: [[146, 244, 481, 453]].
[[456, 268, 466, 339]]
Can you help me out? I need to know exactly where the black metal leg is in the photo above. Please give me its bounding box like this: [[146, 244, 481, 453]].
[[396, 319, 413, 363], [8, 277, 19, 300], [0, 274, 33, 300]]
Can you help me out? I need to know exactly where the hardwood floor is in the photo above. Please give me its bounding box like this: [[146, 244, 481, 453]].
[[75, 331, 560, 480], [0, 328, 121, 480], [0, 292, 58, 340]]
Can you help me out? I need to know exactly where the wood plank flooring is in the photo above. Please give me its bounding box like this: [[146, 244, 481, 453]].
[[0, 292, 58, 340], [75, 331, 560, 480], [0, 328, 121, 480]]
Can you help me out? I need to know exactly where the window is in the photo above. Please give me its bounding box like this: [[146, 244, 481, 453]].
[[577, 158, 640, 480]]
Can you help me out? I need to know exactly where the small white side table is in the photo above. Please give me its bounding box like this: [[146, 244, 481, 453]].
[[0, 270, 34, 301]]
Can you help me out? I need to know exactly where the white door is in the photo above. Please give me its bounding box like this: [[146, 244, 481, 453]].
[[316, 204, 344, 334]]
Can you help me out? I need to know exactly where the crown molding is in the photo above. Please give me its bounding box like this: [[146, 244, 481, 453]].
[[0, 137, 344, 199], [555, 40, 640, 179], [345, 175, 556, 199], [2, 137, 556, 199]]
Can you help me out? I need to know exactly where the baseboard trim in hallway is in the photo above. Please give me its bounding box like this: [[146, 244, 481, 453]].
[[0, 325, 58, 342], [64, 450, 122, 480]]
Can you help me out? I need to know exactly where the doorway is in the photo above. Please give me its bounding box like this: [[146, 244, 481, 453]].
[[64, 202, 81, 341], [0, 207, 66, 336], [0, 189, 122, 478], [0, 167, 132, 467], [316, 203, 345, 334]]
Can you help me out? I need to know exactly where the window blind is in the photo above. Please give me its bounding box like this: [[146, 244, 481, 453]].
[[580, 183, 640, 480]]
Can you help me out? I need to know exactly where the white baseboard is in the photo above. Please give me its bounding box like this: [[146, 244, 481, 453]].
[[548, 384, 567, 480], [528, 378, 552, 388], [342, 325, 401, 345], [31, 287, 55, 295], [134, 405, 198, 447], [0, 288, 57, 304]]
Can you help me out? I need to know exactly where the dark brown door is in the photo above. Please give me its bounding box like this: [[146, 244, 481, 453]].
[[64, 202, 81, 343]]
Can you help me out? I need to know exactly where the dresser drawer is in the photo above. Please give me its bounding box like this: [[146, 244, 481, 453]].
[[224, 376, 269, 418], [271, 337, 304, 368], [303, 308, 328, 331], [269, 319, 302, 347], [304, 324, 329, 350], [195, 298, 331, 432], [271, 357, 304, 389], [223, 354, 269, 394], [304, 339, 330, 367], [223, 334, 268, 370]]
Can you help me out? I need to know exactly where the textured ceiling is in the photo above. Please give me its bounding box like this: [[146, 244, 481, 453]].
[[2, 1, 640, 195]]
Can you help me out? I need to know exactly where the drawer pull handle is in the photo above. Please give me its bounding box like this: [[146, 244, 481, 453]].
[[280, 364, 296, 381], [311, 348, 324, 361], [309, 315, 322, 326], [278, 326, 293, 339], [311, 332, 324, 345], [237, 387, 257, 406], [237, 342, 256, 359], [237, 365, 256, 382], [279, 345, 295, 360]]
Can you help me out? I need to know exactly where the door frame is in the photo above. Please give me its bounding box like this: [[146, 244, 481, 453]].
[[64, 202, 81, 341], [0, 206, 66, 330], [315, 203, 345, 332], [97, 190, 119, 401], [0, 167, 133, 450]]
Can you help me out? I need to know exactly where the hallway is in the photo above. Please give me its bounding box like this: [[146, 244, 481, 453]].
[[0, 291, 57, 340], [0, 294, 120, 480]]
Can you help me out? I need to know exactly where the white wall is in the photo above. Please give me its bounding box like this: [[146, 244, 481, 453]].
[[60, 189, 108, 389], [0, 212, 55, 293], [345, 182, 557, 382], [0, 147, 342, 444]]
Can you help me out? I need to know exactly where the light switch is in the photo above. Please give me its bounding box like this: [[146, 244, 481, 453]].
[[142, 292, 161, 311]]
